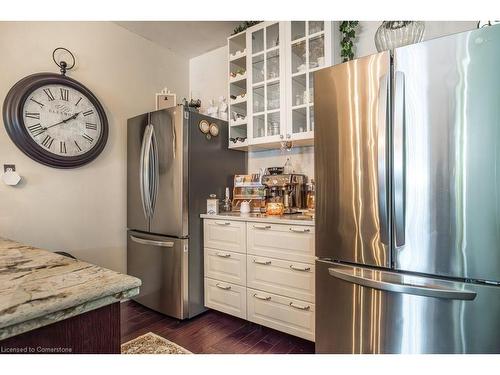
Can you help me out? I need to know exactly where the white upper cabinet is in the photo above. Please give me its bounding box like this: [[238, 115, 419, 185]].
[[228, 21, 334, 151]]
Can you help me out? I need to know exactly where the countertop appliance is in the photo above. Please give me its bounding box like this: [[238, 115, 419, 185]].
[[127, 106, 246, 319], [314, 26, 500, 353], [261, 174, 307, 214]]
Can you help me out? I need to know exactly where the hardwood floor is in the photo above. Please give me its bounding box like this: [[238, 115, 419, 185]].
[[120, 300, 315, 354]]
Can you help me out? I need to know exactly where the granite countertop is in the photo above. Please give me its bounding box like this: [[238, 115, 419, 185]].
[[0, 237, 141, 341], [200, 212, 315, 226]]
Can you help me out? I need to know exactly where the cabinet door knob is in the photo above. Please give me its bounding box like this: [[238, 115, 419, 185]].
[[253, 258, 272, 265], [290, 264, 311, 272], [289, 227, 311, 233], [253, 224, 271, 230], [289, 302, 311, 310], [215, 283, 231, 290], [253, 293, 271, 301]]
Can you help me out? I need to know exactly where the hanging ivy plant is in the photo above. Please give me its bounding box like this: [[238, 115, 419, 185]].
[[231, 21, 262, 36], [339, 21, 359, 62]]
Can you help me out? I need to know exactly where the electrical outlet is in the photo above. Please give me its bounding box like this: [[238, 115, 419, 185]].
[[4, 164, 16, 172]]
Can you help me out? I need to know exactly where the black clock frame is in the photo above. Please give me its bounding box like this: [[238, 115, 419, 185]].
[[2, 72, 108, 169]]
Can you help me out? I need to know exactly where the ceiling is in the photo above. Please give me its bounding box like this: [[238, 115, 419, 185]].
[[115, 21, 242, 59]]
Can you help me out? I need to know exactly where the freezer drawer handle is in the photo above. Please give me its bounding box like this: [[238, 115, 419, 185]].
[[289, 302, 311, 310], [216, 252, 231, 258], [290, 265, 311, 272], [129, 235, 174, 248], [253, 258, 272, 265], [328, 267, 477, 301], [215, 283, 231, 290], [253, 293, 271, 301], [289, 228, 310, 233], [253, 224, 271, 230], [214, 221, 231, 226]]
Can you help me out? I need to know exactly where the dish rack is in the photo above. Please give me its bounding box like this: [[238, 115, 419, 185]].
[[232, 174, 265, 212]]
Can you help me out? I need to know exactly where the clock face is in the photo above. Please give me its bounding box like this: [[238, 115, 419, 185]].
[[21, 84, 102, 157]]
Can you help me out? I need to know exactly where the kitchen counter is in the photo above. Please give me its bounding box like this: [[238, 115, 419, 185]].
[[200, 212, 315, 226], [0, 237, 141, 342]]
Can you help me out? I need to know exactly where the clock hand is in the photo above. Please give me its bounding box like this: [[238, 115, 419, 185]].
[[43, 112, 82, 130]]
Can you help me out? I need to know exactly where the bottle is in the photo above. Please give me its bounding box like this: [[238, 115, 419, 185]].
[[306, 179, 316, 212], [222, 187, 232, 212], [283, 157, 293, 174]]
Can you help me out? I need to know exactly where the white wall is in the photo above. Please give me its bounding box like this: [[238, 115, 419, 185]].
[[189, 21, 477, 179], [0, 22, 189, 273], [189, 45, 228, 113]]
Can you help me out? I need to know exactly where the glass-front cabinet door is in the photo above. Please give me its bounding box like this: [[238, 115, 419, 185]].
[[286, 21, 332, 141], [247, 22, 285, 144]]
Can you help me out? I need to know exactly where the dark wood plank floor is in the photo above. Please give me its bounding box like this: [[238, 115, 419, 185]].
[[120, 300, 315, 354]]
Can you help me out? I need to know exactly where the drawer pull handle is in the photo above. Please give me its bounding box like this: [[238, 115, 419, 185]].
[[215, 283, 231, 290], [289, 228, 311, 233], [253, 293, 271, 301], [215, 221, 231, 226], [290, 265, 311, 272], [216, 252, 231, 258], [289, 302, 311, 310], [253, 225, 271, 230], [253, 258, 271, 265]]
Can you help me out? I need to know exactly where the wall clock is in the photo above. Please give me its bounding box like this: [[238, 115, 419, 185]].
[[2, 48, 108, 169]]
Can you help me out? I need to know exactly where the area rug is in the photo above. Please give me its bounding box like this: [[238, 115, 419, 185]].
[[121, 332, 192, 354]]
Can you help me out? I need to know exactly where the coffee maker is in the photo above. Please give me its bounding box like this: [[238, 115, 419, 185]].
[[261, 174, 307, 214]]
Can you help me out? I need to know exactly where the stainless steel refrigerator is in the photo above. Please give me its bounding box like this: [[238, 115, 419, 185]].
[[314, 26, 500, 353], [127, 105, 246, 319]]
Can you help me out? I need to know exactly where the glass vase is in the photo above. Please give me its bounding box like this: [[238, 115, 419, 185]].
[[374, 21, 425, 52]]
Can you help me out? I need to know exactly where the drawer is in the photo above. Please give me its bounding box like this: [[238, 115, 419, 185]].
[[204, 248, 246, 286], [247, 222, 315, 264], [204, 278, 246, 319], [247, 288, 315, 341], [247, 256, 315, 303], [204, 219, 246, 254]]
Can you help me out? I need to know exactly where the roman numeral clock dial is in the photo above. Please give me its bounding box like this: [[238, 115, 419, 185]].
[[3, 57, 108, 168]]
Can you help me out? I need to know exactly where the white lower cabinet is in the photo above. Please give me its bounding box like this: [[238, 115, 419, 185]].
[[247, 288, 315, 341], [247, 256, 315, 303], [203, 218, 315, 341], [204, 248, 246, 286], [204, 278, 247, 319]]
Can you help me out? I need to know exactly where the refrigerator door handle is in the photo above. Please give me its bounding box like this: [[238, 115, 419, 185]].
[[149, 124, 159, 216], [377, 73, 390, 246], [129, 234, 174, 248], [139, 124, 153, 219], [328, 266, 477, 301], [394, 71, 406, 247]]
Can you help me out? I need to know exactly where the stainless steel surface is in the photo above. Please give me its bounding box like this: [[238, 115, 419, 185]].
[[128, 106, 246, 320], [393, 70, 405, 248], [261, 174, 307, 211], [149, 108, 187, 237], [316, 260, 500, 353], [127, 113, 149, 232], [314, 51, 391, 268], [328, 264, 476, 300], [130, 235, 174, 248], [127, 230, 188, 319], [393, 26, 500, 281]]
